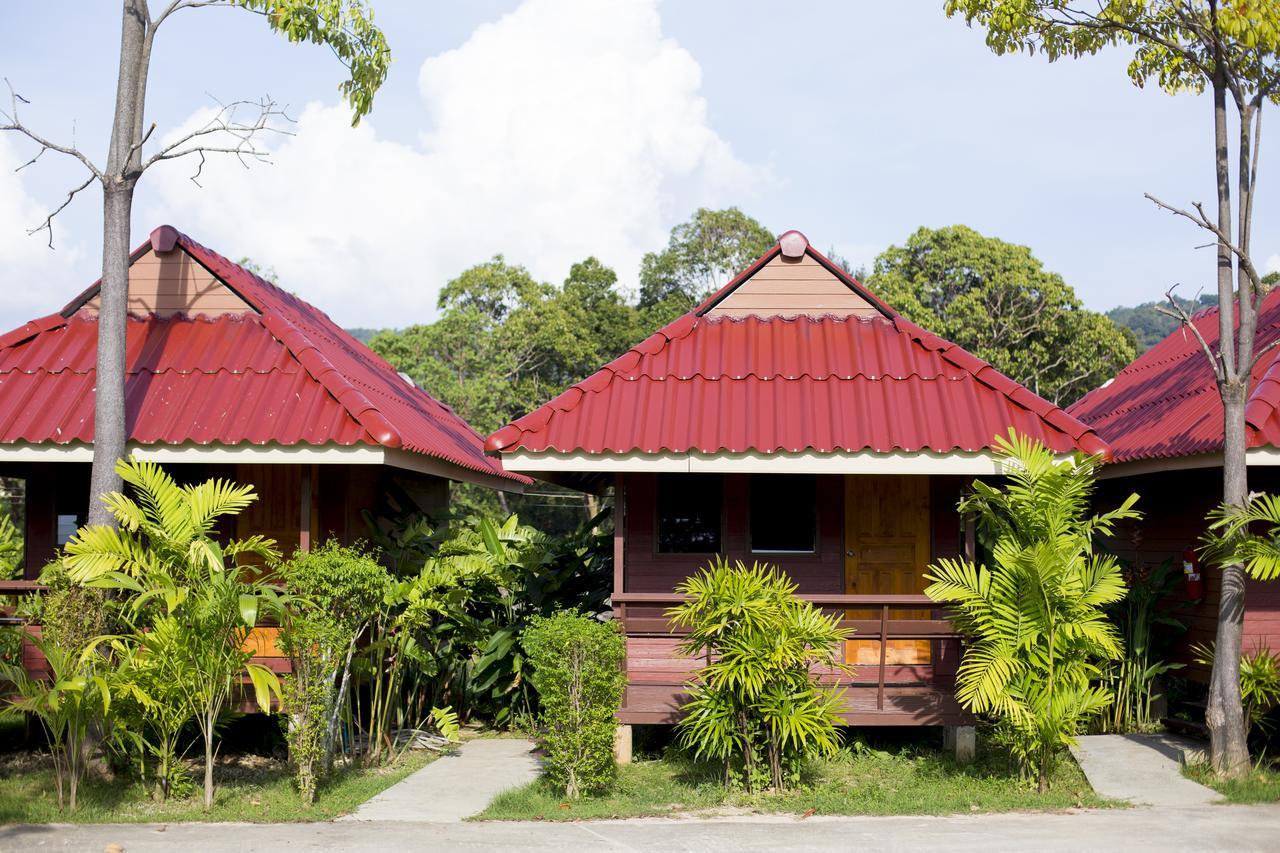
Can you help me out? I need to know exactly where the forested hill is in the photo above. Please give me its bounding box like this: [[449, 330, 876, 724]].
[[1106, 295, 1218, 352], [1108, 271, 1279, 352]]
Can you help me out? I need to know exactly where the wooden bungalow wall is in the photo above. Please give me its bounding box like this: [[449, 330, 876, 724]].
[[1095, 467, 1280, 679], [619, 472, 966, 594]]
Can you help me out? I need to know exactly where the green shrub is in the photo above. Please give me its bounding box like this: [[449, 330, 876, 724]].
[[523, 611, 625, 798], [668, 559, 848, 792], [276, 541, 389, 804]]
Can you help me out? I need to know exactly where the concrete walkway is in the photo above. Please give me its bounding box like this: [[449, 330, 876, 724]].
[[9, 805, 1280, 852], [339, 737, 541, 822], [1070, 733, 1221, 807]]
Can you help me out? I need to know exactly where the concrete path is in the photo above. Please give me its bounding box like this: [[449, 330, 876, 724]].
[[1070, 733, 1221, 807], [338, 737, 541, 822], [8, 805, 1280, 852]]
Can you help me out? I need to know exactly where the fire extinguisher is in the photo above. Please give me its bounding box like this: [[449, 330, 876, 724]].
[[1182, 546, 1205, 601]]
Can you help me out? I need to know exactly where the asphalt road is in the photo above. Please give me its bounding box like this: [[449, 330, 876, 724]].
[[4, 805, 1279, 853]]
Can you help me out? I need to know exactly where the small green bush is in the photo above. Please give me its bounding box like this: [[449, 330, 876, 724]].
[[523, 611, 625, 798], [669, 558, 848, 792], [276, 541, 389, 804]]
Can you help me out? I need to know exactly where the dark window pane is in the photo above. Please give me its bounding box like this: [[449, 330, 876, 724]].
[[657, 474, 722, 554], [750, 474, 817, 553]]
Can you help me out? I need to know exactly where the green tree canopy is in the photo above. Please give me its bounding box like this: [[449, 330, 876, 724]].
[[370, 256, 644, 525], [865, 225, 1137, 406], [638, 207, 776, 326]]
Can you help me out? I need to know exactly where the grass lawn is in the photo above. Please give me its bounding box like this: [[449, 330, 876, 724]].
[[478, 740, 1113, 820], [0, 745, 438, 824], [1185, 762, 1280, 804]]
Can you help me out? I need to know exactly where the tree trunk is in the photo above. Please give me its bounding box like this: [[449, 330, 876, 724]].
[[1210, 383, 1252, 777], [1204, 67, 1252, 779], [89, 0, 152, 526]]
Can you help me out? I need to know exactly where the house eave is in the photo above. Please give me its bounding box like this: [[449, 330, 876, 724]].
[[501, 449, 1041, 475], [1097, 447, 1280, 479], [0, 441, 525, 492]]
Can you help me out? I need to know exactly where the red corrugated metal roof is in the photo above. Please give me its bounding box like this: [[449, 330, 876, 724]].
[[0, 226, 527, 484], [1068, 290, 1280, 462], [486, 310, 1107, 457]]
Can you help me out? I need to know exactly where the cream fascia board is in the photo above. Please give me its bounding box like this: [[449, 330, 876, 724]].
[[0, 441, 387, 464], [0, 441, 525, 492], [1097, 447, 1280, 479], [383, 447, 525, 494], [502, 449, 1014, 475]]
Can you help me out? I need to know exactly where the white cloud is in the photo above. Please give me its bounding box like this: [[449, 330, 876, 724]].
[[1267, 254, 1280, 275], [145, 0, 761, 327], [0, 136, 86, 323]]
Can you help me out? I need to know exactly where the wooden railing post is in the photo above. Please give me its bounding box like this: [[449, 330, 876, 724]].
[[876, 604, 888, 711]]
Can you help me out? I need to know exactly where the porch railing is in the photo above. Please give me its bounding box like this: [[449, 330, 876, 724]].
[[611, 592, 963, 712]]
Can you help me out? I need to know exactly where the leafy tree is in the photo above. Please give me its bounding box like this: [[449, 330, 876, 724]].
[[865, 225, 1137, 405], [371, 256, 643, 528], [1, 0, 389, 528], [669, 559, 848, 792], [638, 207, 777, 325], [64, 457, 281, 809], [925, 431, 1139, 792], [523, 611, 625, 799], [946, 0, 1279, 780]]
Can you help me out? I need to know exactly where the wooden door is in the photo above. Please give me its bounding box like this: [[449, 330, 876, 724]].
[[844, 475, 932, 665]]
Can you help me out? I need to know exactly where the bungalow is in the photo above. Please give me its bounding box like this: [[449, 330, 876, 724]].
[[486, 230, 1108, 755], [0, 225, 527, 669], [1068, 292, 1280, 674]]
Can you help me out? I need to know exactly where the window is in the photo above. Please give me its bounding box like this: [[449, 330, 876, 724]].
[[750, 474, 817, 553], [657, 474, 722, 554], [56, 513, 82, 547], [0, 477, 24, 578]]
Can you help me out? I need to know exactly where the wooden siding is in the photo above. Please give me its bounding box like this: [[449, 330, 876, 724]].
[[621, 472, 963, 597], [706, 253, 878, 319], [84, 246, 251, 317], [1097, 467, 1280, 680]]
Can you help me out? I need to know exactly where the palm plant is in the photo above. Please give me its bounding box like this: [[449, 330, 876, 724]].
[[62, 457, 281, 809], [1192, 643, 1280, 746], [1096, 559, 1187, 734], [0, 634, 110, 811], [669, 559, 849, 792], [925, 430, 1138, 792], [1206, 492, 1280, 582]]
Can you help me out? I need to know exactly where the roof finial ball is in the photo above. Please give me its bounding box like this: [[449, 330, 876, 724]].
[[778, 230, 808, 260]]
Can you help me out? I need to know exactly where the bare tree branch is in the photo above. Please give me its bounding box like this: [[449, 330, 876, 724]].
[[140, 95, 293, 173], [1159, 284, 1225, 383], [1144, 192, 1266, 289], [1250, 335, 1280, 372], [28, 173, 95, 249], [0, 79, 103, 179], [151, 0, 226, 30]]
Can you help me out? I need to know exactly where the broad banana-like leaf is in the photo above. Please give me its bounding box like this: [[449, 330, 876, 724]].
[[238, 593, 260, 627], [245, 663, 281, 713]]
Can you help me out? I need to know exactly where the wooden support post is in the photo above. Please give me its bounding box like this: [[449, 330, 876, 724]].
[[944, 725, 976, 764], [612, 474, 626, 602], [614, 724, 633, 765], [876, 604, 888, 711], [299, 465, 313, 553]]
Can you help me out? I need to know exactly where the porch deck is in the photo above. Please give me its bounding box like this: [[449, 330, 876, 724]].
[[613, 592, 972, 727]]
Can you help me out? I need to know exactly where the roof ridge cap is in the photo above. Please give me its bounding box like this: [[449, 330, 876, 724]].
[[0, 313, 70, 350], [258, 310, 402, 449]]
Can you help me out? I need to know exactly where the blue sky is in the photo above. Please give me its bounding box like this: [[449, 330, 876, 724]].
[[0, 0, 1274, 330]]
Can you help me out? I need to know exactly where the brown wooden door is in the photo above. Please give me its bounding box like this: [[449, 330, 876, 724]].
[[844, 475, 932, 665]]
